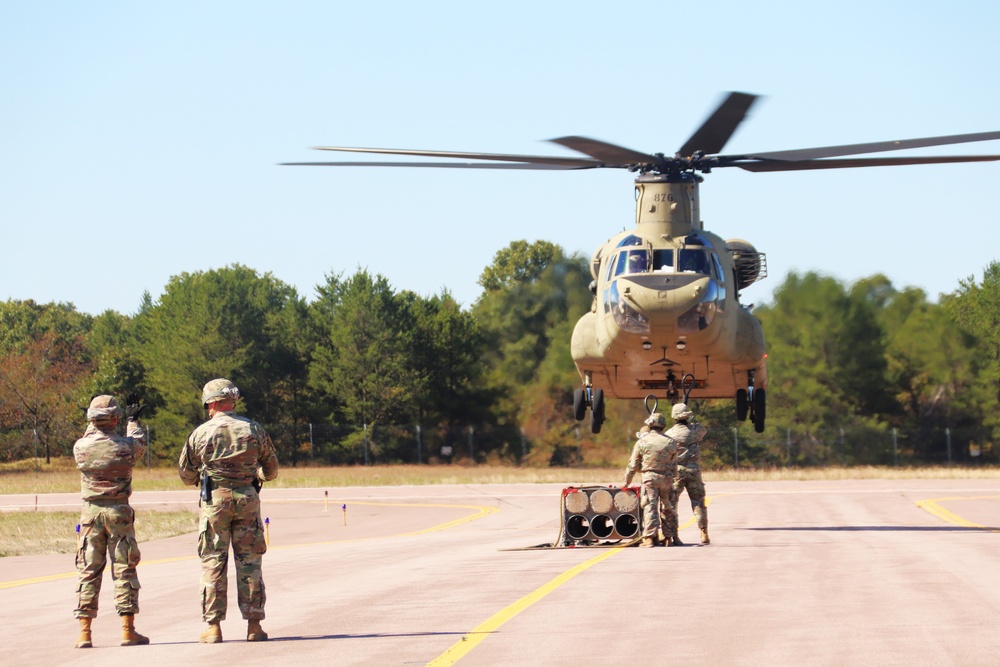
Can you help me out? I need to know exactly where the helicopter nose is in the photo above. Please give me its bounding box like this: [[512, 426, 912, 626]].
[[616, 275, 716, 332]]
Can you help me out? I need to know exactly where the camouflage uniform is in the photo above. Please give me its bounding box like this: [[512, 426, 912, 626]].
[[623, 416, 677, 543], [178, 398, 279, 624], [73, 398, 146, 619], [666, 407, 709, 542]]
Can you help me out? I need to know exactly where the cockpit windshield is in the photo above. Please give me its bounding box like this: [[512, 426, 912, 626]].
[[652, 249, 674, 272], [678, 248, 710, 274], [612, 249, 649, 277]]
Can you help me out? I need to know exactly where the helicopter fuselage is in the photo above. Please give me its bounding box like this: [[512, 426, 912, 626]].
[[571, 174, 768, 401]]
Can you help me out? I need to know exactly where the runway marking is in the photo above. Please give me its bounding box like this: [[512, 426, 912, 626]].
[[426, 546, 625, 666], [916, 495, 1000, 531], [0, 501, 497, 590]]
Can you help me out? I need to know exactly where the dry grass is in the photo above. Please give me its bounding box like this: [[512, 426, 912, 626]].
[[0, 509, 197, 557], [2, 458, 998, 495]]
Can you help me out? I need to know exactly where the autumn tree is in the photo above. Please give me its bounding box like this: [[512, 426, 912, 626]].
[[0, 334, 92, 462]]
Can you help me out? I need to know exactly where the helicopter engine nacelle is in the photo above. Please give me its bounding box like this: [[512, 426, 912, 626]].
[[590, 246, 604, 280], [726, 239, 766, 290]]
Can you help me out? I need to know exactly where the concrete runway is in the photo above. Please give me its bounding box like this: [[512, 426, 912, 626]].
[[2, 479, 999, 666]]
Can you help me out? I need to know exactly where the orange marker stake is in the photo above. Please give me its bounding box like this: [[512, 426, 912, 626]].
[[342, 503, 347, 526], [264, 517, 270, 546], [324, 489, 329, 512]]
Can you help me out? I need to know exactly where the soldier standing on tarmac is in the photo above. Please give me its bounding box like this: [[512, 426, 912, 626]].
[[622, 413, 678, 547], [665, 403, 711, 545], [72, 393, 150, 648], [178, 378, 279, 644]]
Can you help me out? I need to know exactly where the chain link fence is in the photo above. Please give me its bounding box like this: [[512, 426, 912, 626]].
[[713, 424, 997, 468], [259, 420, 996, 468], [263, 422, 530, 467]]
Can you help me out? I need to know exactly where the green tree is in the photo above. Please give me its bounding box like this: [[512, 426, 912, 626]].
[[474, 242, 593, 463], [946, 261, 1000, 431], [477, 240, 559, 292], [309, 270, 419, 428], [137, 265, 309, 458], [85, 310, 161, 416], [754, 272, 894, 463], [0, 299, 92, 354], [403, 290, 488, 425]]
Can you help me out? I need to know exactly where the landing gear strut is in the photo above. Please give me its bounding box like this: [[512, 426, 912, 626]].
[[735, 370, 766, 433], [573, 373, 605, 434]]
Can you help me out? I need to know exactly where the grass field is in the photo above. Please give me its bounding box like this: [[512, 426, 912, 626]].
[[2, 457, 999, 495], [0, 510, 198, 557]]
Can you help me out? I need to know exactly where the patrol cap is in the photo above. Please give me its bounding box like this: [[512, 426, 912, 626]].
[[87, 395, 121, 420], [202, 378, 240, 405], [671, 403, 693, 420], [644, 412, 666, 428]]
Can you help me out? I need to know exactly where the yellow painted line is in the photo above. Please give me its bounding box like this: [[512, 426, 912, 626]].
[[916, 495, 1000, 531], [0, 501, 497, 589], [426, 546, 625, 666], [0, 554, 197, 590]]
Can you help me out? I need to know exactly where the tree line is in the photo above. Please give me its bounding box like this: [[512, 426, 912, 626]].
[[1, 241, 998, 468]]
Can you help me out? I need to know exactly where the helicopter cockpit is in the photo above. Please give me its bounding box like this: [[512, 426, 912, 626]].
[[677, 234, 726, 332], [606, 236, 648, 280], [603, 233, 728, 335]]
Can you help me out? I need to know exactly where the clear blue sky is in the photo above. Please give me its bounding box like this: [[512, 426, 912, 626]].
[[3, 1, 999, 316]]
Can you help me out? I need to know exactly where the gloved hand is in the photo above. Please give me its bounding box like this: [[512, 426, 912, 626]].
[[125, 393, 146, 421]]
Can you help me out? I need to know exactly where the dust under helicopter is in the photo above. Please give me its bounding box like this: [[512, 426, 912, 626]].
[[283, 92, 1000, 435]]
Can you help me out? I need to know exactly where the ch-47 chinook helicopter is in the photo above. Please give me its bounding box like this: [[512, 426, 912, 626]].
[[284, 92, 1000, 434]]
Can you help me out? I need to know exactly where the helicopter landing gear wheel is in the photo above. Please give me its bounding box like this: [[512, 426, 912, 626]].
[[751, 388, 766, 433], [736, 389, 749, 421], [573, 388, 586, 422], [590, 387, 605, 434]]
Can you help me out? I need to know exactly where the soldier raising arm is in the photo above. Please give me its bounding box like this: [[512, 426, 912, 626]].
[[73, 393, 150, 648]]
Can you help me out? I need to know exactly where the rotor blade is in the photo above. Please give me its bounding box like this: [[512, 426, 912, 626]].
[[678, 92, 758, 157], [731, 154, 1000, 172], [280, 161, 599, 170], [311, 145, 598, 167], [548, 136, 653, 165], [743, 130, 1000, 161]]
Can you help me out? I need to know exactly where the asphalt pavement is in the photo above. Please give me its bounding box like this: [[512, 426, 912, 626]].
[[2, 479, 999, 666]]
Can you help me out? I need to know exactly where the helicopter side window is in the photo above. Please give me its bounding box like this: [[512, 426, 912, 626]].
[[711, 254, 725, 281], [653, 249, 674, 272], [678, 248, 709, 274]]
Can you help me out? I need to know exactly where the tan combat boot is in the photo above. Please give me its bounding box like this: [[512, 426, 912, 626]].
[[74, 617, 93, 649], [695, 506, 710, 544], [121, 614, 150, 646], [640, 536, 656, 548], [199, 622, 223, 643], [247, 619, 269, 642]]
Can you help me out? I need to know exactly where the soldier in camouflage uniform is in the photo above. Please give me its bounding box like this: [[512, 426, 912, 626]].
[[178, 378, 279, 644], [622, 412, 677, 547], [73, 394, 150, 648], [665, 403, 711, 545]]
